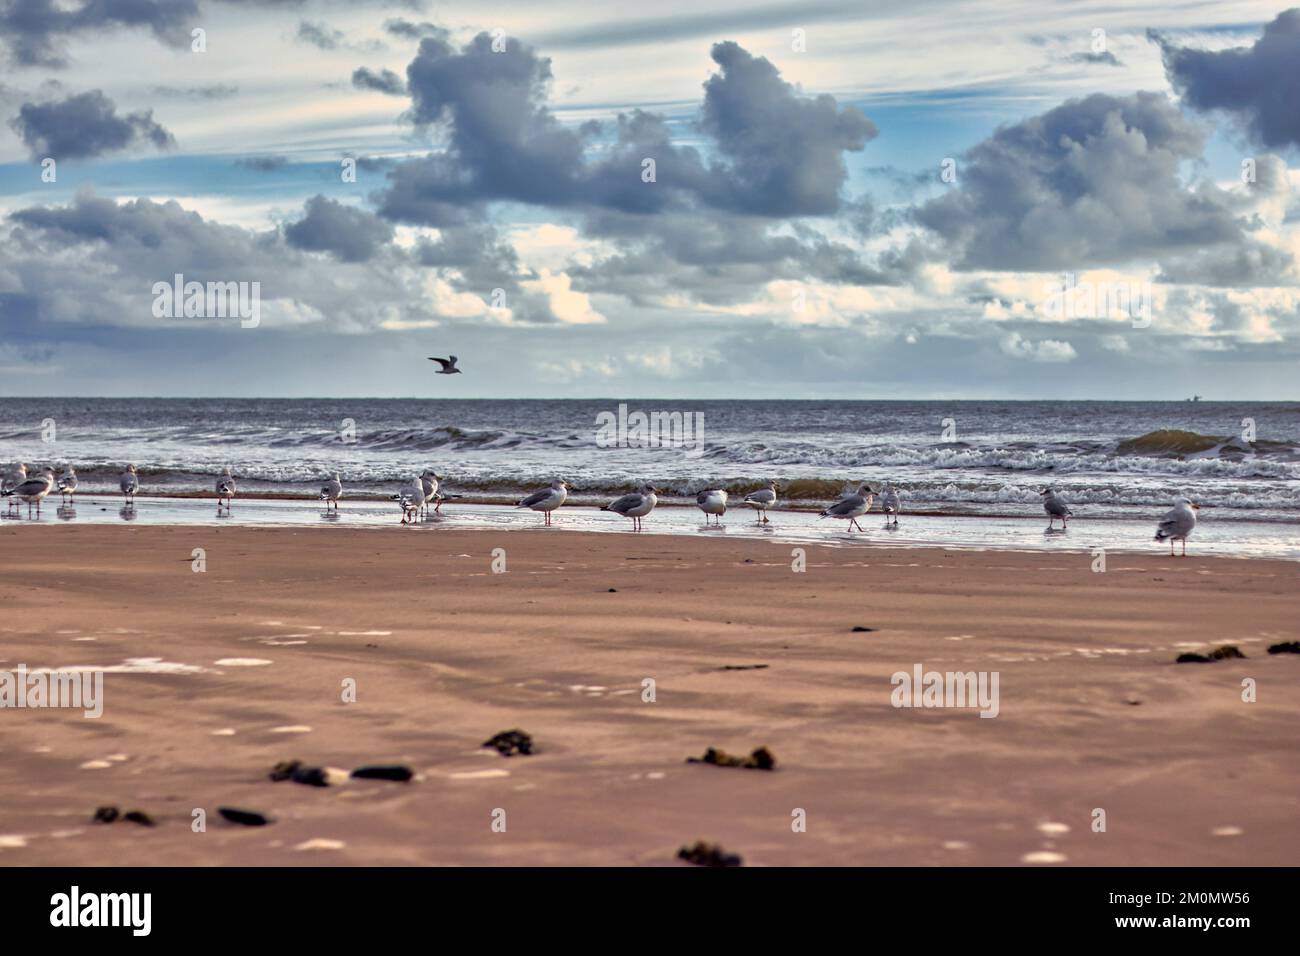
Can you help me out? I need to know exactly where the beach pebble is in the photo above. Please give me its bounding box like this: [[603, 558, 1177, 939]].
[[483, 729, 533, 757], [449, 769, 510, 780], [270, 725, 312, 734], [686, 746, 776, 770], [942, 841, 972, 851], [1267, 641, 1300, 654], [294, 838, 345, 851], [1021, 851, 1067, 864], [851, 626, 877, 633], [218, 807, 271, 827], [677, 841, 742, 867], [351, 765, 414, 782], [1036, 822, 1070, 836], [214, 658, 273, 667], [211, 728, 237, 736], [80, 760, 113, 770], [1211, 826, 1244, 837]]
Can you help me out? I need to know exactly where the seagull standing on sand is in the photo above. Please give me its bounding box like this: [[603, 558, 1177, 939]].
[[517, 480, 568, 525], [1155, 497, 1199, 556], [428, 356, 462, 374], [819, 483, 876, 532], [394, 475, 427, 524], [880, 482, 901, 526], [1041, 487, 1072, 528], [3, 463, 26, 511], [2, 467, 55, 516], [57, 465, 78, 504], [602, 484, 658, 531], [216, 466, 236, 511], [696, 488, 727, 525], [120, 464, 138, 505], [743, 481, 779, 524], [319, 473, 343, 510]]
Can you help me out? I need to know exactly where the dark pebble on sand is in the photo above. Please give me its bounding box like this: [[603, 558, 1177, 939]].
[[92, 806, 120, 824], [1268, 641, 1300, 654], [851, 626, 877, 633], [608, 588, 617, 592], [351, 765, 414, 782], [269, 759, 330, 786], [269, 759, 301, 782], [686, 745, 776, 770], [677, 841, 743, 867], [123, 810, 155, 827], [483, 729, 533, 756], [218, 807, 271, 827], [718, 664, 769, 671], [1176, 645, 1246, 664]]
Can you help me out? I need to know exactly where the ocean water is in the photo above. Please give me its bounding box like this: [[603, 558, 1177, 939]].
[[2, 398, 1298, 523]]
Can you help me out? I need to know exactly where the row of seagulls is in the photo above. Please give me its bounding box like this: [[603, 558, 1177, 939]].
[[517, 480, 568, 525]]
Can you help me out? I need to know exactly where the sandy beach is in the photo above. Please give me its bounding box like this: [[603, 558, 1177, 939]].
[[1, 524, 1297, 866]]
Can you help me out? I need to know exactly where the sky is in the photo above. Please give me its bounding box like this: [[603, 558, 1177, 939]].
[[1, 0, 1299, 399]]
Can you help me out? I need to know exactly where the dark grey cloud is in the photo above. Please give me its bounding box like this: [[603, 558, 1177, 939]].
[[352, 67, 406, 95], [383, 18, 445, 41], [283, 195, 394, 262], [1153, 9, 1300, 150], [10, 90, 175, 160], [378, 33, 873, 226], [913, 91, 1275, 275]]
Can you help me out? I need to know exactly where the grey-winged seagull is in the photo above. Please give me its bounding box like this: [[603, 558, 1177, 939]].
[[319, 473, 343, 510], [602, 484, 658, 532], [517, 480, 568, 525], [120, 464, 138, 505], [696, 489, 727, 525], [2, 467, 55, 516], [743, 481, 778, 524], [1041, 487, 1072, 528], [1154, 497, 1198, 556], [3, 462, 26, 511], [419, 470, 441, 516], [57, 466, 77, 504], [819, 483, 876, 532], [428, 356, 461, 374], [393, 475, 427, 524], [216, 466, 236, 510], [880, 482, 901, 526]]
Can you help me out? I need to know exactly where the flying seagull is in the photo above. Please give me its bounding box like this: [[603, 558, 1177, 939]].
[[517, 480, 568, 525], [1041, 487, 1072, 528], [819, 483, 876, 532], [1154, 497, 1198, 557], [428, 355, 462, 374], [602, 484, 658, 532], [743, 481, 779, 524]]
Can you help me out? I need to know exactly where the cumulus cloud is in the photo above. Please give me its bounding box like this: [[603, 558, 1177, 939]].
[[284, 196, 395, 263], [10, 90, 174, 160], [914, 91, 1286, 278], [1153, 10, 1300, 150], [1000, 331, 1078, 362], [352, 67, 407, 95]]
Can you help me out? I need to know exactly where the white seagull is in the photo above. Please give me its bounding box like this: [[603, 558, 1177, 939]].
[[2, 467, 55, 516], [743, 481, 779, 524], [319, 473, 343, 510], [428, 356, 462, 375], [3, 463, 27, 511], [517, 480, 568, 525], [216, 466, 236, 510], [819, 483, 876, 532], [419, 469, 441, 516], [1154, 497, 1199, 557], [393, 475, 427, 524], [1041, 487, 1072, 528], [602, 484, 658, 532], [696, 488, 728, 525], [880, 482, 901, 526], [120, 464, 139, 505], [57, 465, 78, 504]]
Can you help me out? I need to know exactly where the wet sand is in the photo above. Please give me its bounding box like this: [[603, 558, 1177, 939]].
[[0, 524, 1297, 866]]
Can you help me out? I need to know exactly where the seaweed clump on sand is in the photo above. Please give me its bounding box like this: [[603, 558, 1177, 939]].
[[686, 746, 776, 770], [678, 841, 743, 867], [483, 729, 534, 756], [1176, 645, 1246, 663], [92, 806, 155, 826], [1267, 642, 1300, 655], [269, 759, 330, 786]]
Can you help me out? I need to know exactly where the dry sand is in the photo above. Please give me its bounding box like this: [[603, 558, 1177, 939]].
[[1, 524, 1297, 866]]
